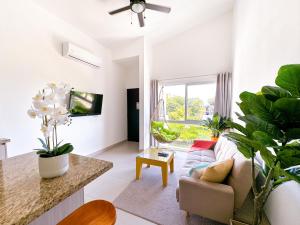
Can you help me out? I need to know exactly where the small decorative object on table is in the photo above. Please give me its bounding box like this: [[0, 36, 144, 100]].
[[28, 83, 73, 178], [158, 152, 169, 157]]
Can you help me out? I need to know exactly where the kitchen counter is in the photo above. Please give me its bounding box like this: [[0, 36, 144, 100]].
[[0, 152, 113, 225]]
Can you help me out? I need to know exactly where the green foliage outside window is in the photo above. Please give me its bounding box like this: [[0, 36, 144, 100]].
[[166, 95, 185, 120], [187, 98, 206, 120], [168, 123, 211, 144], [166, 95, 207, 121]]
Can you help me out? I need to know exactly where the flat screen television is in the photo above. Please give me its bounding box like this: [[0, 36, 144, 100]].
[[68, 91, 103, 117]]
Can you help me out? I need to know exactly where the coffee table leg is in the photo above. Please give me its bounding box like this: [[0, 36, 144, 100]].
[[161, 164, 168, 187], [136, 158, 143, 180], [170, 158, 174, 173], [147, 164, 150, 168]]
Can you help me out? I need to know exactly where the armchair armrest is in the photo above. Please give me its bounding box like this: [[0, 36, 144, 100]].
[[179, 176, 234, 224]]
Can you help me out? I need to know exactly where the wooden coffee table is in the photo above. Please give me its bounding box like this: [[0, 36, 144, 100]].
[[136, 148, 174, 187]]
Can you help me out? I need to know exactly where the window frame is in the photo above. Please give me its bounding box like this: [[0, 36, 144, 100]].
[[163, 80, 216, 125]]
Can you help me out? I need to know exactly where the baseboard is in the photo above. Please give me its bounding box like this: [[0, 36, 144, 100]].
[[88, 140, 127, 157]]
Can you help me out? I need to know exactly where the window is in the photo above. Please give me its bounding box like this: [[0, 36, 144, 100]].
[[162, 81, 216, 149], [164, 82, 216, 123]]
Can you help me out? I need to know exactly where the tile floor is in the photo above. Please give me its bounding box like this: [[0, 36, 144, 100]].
[[84, 141, 156, 225]]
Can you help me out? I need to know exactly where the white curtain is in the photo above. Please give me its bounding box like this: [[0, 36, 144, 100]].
[[150, 80, 159, 147], [214, 72, 232, 118]]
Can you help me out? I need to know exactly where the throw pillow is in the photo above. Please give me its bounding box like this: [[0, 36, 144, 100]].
[[188, 162, 211, 178], [192, 140, 217, 150], [200, 159, 234, 183]]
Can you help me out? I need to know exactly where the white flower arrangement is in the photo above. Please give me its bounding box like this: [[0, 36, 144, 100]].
[[28, 83, 73, 157]]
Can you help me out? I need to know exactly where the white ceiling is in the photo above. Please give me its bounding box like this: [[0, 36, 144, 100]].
[[33, 0, 234, 49]]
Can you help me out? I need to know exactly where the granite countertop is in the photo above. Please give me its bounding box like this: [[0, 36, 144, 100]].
[[0, 153, 113, 225]]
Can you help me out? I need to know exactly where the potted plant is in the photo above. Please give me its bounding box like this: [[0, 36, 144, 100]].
[[28, 83, 73, 178], [226, 64, 300, 225], [200, 113, 230, 141]]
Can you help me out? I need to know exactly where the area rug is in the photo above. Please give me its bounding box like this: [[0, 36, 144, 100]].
[[113, 153, 224, 225]]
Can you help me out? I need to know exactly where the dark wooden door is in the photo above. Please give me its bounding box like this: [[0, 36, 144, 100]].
[[127, 88, 139, 142]]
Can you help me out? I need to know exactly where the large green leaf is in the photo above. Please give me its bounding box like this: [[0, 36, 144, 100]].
[[225, 132, 253, 158], [261, 86, 292, 101], [240, 115, 284, 140], [286, 128, 300, 140], [226, 121, 249, 136], [252, 131, 277, 147], [239, 92, 285, 127], [237, 102, 251, 115], [239, 91, 256, 102], [275, 64, 300, 97], [277, 149, 300, 169], [274, 98, 300, 127]]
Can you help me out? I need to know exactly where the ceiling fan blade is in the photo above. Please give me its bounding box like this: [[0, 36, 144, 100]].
[[109, 6, 131, 15], [145, 3, 171, 13], [138, 13, 145, 27]]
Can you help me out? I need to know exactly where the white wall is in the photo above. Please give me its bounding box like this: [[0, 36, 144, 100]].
[[152, 12, 233, 79], [0, 0, 127, 157], [125, 66, 139, 89], [112, 38, 151, 150], [232, 0, 300, 105], [232, 1, 300, 224]]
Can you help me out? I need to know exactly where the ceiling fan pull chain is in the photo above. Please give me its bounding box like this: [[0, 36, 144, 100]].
[[131, 11, 133, 25]]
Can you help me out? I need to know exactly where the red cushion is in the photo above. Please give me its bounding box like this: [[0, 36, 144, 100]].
[[191, 140, 216, 150]]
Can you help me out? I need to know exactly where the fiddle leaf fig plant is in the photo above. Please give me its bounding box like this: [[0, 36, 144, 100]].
[[226, 64, 300, 225]]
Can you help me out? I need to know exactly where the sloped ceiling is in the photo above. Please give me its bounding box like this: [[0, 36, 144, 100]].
[[33, 0, 234, 49]]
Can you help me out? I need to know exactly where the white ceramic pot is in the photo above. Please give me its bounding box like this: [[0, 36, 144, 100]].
[[38, 153, 69, 178]]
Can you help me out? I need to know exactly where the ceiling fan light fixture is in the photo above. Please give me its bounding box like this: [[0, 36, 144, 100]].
[[131, 2, 145, 13]]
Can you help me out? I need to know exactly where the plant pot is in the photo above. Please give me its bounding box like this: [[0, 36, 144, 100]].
[[211, 137, 219, 142], [230, 219, 249, 225], [38, 153, 69, 178]]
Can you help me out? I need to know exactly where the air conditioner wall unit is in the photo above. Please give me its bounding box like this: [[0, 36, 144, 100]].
[[62, 42, 103, 68]]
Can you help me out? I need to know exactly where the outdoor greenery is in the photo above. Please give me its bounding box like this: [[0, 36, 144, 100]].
[[226, 64, 300, 225], [162, 94, 214, 147], [166, 95, 208, 121], [168, 123, 211, 145], [200, 113, 231, 138]]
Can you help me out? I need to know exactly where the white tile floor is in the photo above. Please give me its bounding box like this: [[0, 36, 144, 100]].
[[84, 142, 156, 225]]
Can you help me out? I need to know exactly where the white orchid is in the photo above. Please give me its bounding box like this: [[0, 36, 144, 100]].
[[40, 125, 52, 138], [28, 82, 72, 151], [27, 109, 37, 119], [47, 83, 57, 90], [32, 92, 43, 101]]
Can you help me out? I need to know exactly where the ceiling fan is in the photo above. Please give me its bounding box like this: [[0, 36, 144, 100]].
[[108, 0, 171, 27]]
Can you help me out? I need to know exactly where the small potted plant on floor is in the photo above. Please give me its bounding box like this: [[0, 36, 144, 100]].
[[200, 113, 230, 141], [28, 83, 73, 178], [226, 64, 300, 225]]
